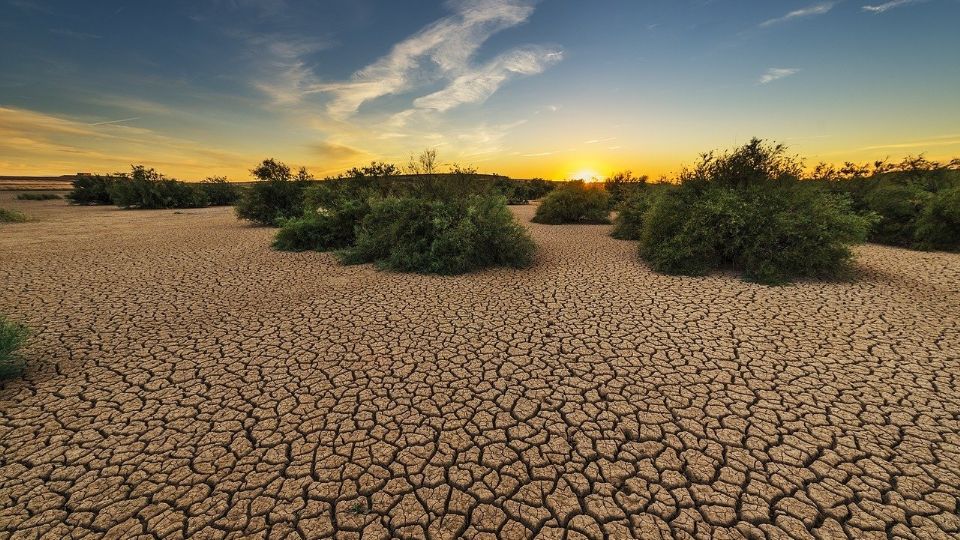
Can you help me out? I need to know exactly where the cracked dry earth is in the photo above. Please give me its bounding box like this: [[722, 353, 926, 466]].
[[1, 195, 959, 540]]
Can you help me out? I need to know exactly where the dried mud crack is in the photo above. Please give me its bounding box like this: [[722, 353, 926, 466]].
[[1, 197, 959, 539]]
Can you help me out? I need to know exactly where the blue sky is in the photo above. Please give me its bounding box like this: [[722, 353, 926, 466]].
[[2, 0, 959, 179]]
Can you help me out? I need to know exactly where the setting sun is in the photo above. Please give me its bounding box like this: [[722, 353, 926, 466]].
[[570, 169, 604, 182]]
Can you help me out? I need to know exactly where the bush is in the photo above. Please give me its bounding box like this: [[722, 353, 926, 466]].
[[68, 174, 117, 205], [531, 182, 611, 224], [16, 193, 61, 201], [109, 166, 207, 209], [0, 208, 28, 223], [915, 185, 960, 251], [339, 195, 535, 274], [604, 171, 648, 208], [0, 316, 29, 380], [861, 182, 930, 247], [273, 197, 371, 252], [611, 186, 665, 240], [638, 139, 872, 284], [235, 159, 309, 226], [198, 177, 241, 206]]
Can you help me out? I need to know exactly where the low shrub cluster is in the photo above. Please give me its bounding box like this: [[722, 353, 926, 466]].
[[0, 316, 29, 380], [16, 193, 62, 201], [629, 139, 873, 284], [110, 166, 207, 209], [0, 208, 28, 223], [339, 195, 535, 274], [604, 171, 649, 208], [68, 174, 117, 205], [494, 177, 556, 204], [811, 157, 959, 251], [610, 185, 666, 240], [531, 181, 610, 224], [271, 151, 536, 274], [235, 159, 310, 226], [198, 177, 242, 206]]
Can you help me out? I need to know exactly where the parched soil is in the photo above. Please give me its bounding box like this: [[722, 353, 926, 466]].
[[1, 195, 958, 539]]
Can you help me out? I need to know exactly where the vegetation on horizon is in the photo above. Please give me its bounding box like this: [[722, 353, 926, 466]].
[[16, 193, 61, 201], [531, 181, 611, 224], [0, 316, 29, 380], [67, 168, 241, 209], [269, 151, 536, 274]]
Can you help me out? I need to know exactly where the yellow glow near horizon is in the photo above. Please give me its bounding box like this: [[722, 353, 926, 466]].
[[570, 168, 603, 182]]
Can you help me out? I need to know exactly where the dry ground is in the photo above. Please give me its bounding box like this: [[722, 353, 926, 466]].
[[1, 194, 958, 539]]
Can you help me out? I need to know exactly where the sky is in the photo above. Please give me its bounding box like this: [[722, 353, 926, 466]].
[[1, 0, 959, 181]]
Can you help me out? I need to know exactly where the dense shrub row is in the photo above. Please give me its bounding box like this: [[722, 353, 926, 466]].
[[615, 139, 874, 284], [67, 168, 241, 209], [0, 316, 29, 380], [531, 181, 610, 224], [810, 157, 960, 251], [266, 153, 536, 274], [16, 193, 62, 201]]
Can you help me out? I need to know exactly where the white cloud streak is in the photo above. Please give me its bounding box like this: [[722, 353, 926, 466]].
[[760, 2, 834, 27], [862, 0, 926, 13], [759, 67, 800, 84], [308, 0, 560, 119]]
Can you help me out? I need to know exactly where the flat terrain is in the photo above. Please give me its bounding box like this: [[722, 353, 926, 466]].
[[1, 194, 959, 540]]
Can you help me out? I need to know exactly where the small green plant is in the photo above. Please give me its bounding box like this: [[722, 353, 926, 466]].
[[16, 193, 61, 201], [235, 159, 310, 226], [0, 208, 28, 223], [339, 195, 535, 274], [0, 316, 30, 380], [531, 181, 611, 224]]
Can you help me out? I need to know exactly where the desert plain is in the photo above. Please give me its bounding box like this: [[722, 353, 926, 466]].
[[1, 193, 959, 539]]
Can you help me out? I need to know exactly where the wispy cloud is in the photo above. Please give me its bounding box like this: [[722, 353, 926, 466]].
[[308, 0, 560, 119], [89, 117, 140, 126], [760, 2, 834, 27], [862, 0, 926, 13], [759, 67, 800, 84], [247, 35, 331, 105], [584, 137, 616, 144]]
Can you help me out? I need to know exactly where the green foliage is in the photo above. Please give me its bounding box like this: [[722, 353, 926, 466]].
[[638, 139, 872, 284], [861, 182, 930, 246], [610, 186, 663, 240], [531, 181, 611, 224], [273, 197, 371, 252], [808, 156, 959, 250], [68, 174, 117, 205], [235, 159, 309, 226], [16, 193, 61, 201], [0, 316, 29, 380], [198, 177, 241, 206], [109, 166, 207, 209], [604, 171, 648, 208], [0, 208, 28, 223], [339, 195, 535, 274], [915, 184, 960, 251]]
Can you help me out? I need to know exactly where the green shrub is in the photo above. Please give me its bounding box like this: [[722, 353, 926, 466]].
[[235, 159, 309, 226], [0, 316, 29, 380], [198, 177, 241, 206], [639, 139, 872, 284], [16, 193, 61, 201], [915, 185, 960, 251], [532, 182, 611, 224], [611, 186, 665, 240], [109, 166, 207, 209], [273, 197, 371, 252], [68, 174, 117, 205], [0, 208, 28, 223], [339, 195, 535, 274], [604, 171, 648, 208], [861, 182, 930, 247]]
